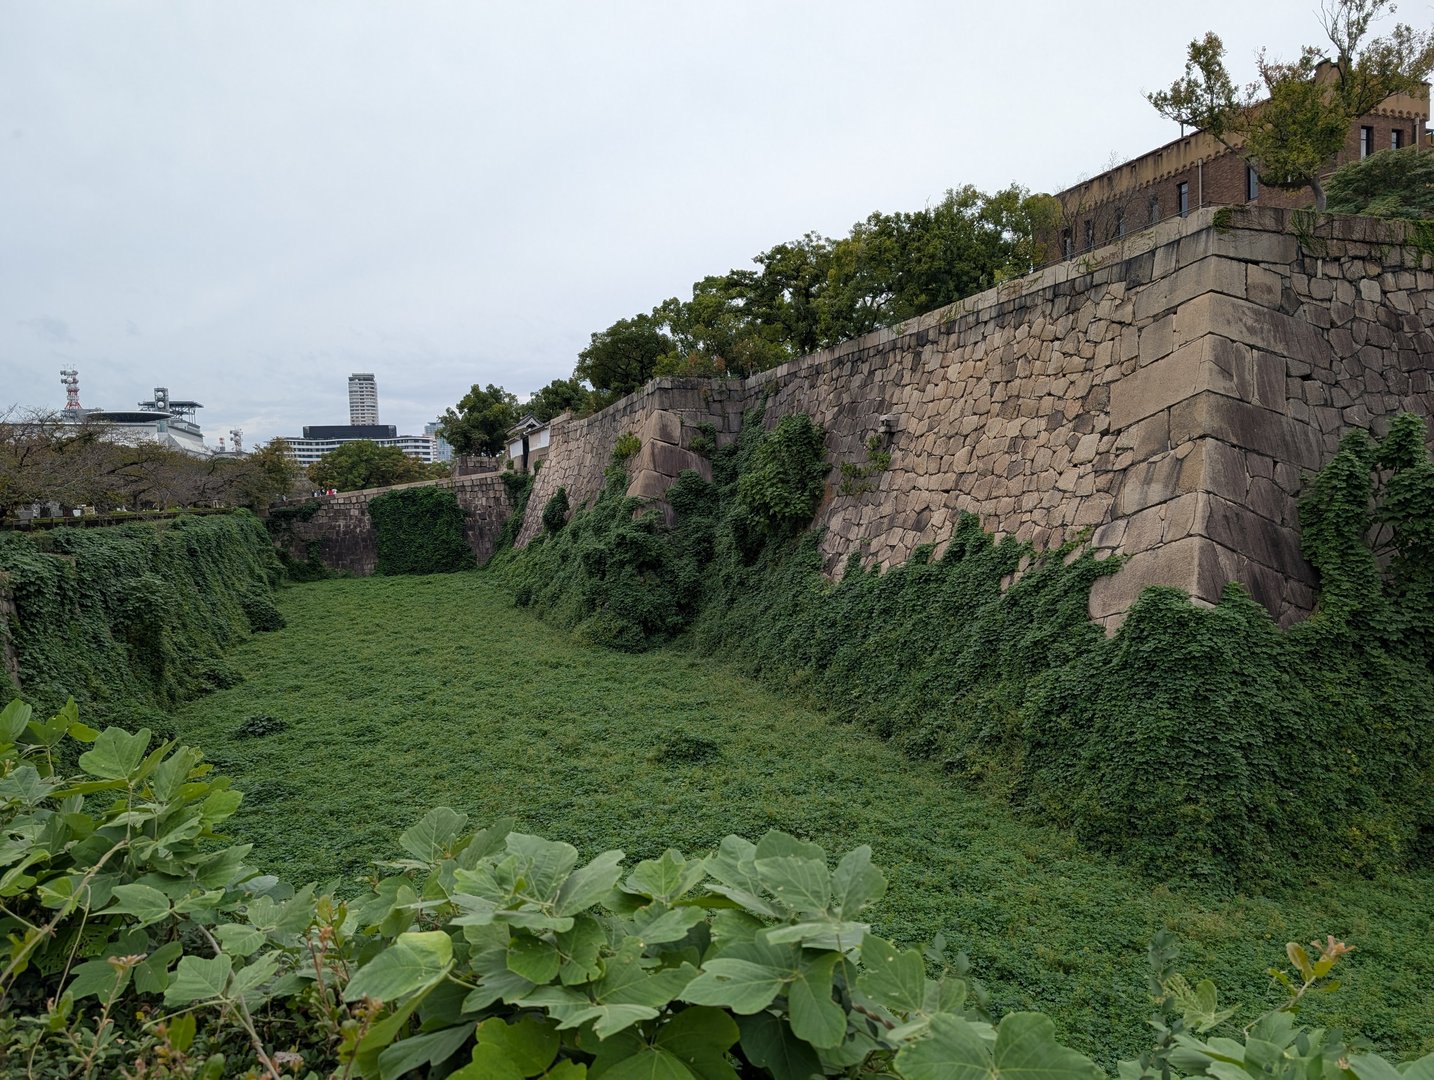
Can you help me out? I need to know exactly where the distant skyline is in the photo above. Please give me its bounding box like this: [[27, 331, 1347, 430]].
[[3, 1, 1424, 445]]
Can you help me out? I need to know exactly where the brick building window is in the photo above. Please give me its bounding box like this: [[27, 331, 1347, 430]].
[[1083, 219, 1094, 250], [1177, 181, 1189, 217], [1062, 229, 1072, 259], [1115, 207, 1125, 238], [1361, 126, 1374, 157], [1149, 195, 1159, 224], [1392, 128, 1404, 149], [1246, 165, 1259, 201]]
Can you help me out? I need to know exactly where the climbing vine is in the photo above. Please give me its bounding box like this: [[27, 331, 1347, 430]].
[[368, 486, 472, 575], [499, 408, 1434, 882]]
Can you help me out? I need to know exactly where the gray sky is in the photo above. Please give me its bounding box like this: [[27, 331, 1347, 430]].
[[2, 1, 1422, 445]]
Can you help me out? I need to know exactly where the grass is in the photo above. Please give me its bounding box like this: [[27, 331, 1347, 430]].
[[173, 571, 1434, 1066]]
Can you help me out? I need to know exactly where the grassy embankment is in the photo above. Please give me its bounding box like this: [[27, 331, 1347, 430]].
[[174, 571, 1434, 1066]]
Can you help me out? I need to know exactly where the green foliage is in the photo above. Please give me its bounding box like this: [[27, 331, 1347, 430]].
[[542, 487, 571, 534], [1148, 3, 1434, 208], [577, 314, 673, 399], [0, 514, 282, 720], [732, 414, 827, 554], [577, 185, 1058, 396], [838, 434, 893, 496], [499, 408, 1434, 883], [495, 471, 536, 551], [441, 383, 520, 457], [613, 432, 642, 463], [263, 500, 330, 582], [526, 378, 593, 422], [307, 440, 429, 492], [173, 570, 1434, 1063], [1327, 146, 1434, 218], [7, 701, 1432, 1079], [368, 485, 472, 575]]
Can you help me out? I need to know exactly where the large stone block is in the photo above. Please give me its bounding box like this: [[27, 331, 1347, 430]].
[[1173, 292, 1333, 368], [1169, 391, 1326, 470]]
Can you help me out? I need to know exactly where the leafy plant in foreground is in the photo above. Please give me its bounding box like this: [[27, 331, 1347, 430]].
[[4, 700, 1433, 1079]]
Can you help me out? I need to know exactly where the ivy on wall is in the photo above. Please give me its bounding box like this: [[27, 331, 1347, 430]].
[[368, 485, 472, 575], [499, 406, 1434, 883], [0, 513, 284, 726]]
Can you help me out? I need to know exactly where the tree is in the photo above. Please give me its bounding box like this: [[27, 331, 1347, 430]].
[[575, 314, 671, 399], [525, 378, 591, 422], [1326, 145, 1434, 216], [1148, 0, 1434, 209], [307, 441, 426, 492], [439, 383, 518, 456]]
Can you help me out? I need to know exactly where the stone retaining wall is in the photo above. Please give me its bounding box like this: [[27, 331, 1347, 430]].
[[272, 474, 511, 575], [518, 207, 1434, 629]]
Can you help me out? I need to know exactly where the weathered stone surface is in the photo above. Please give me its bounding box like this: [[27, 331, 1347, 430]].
[[271, 474, 512, 576], [508, 209, 1434, 631]]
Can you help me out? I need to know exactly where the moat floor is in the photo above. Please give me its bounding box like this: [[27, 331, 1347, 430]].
[[174, 570, 1434, 1065]]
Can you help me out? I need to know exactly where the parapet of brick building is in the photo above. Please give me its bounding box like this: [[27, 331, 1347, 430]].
[[1051, 84, 1429, 260]]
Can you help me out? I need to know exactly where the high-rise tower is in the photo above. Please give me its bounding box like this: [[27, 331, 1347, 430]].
[[348, 373, 379, 425]]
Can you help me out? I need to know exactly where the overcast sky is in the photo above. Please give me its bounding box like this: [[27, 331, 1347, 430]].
[[3, 1, 1426, 446]]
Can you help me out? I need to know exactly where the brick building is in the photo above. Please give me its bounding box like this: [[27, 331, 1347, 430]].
[[1052, 83, 1429, 260]]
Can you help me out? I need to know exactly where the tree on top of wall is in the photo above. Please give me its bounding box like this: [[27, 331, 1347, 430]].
[[308, 440, 428, 492], [1148, 0, 1434, 209], [439, 383, 518, 456]]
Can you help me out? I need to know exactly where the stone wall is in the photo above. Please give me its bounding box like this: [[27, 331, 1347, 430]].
[[518, 206, 1434, 629], [272, 474, 512, 575]]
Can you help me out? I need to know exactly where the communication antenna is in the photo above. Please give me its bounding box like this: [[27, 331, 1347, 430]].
[[59, 368, 82, 410]]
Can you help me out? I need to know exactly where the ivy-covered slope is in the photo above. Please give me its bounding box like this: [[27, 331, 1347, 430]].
[[499, 409, 1434, 884], [0, 513, 284, 725]]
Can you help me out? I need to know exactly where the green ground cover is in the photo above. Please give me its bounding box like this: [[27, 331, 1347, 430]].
[[173, 571, 1434, 1066]]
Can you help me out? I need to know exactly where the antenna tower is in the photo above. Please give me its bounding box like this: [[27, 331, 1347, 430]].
[[59, 368, 82, 410]]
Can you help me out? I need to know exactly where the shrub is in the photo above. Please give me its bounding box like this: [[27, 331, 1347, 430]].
[[0, 513, 282, 716], [368, 485, 472, 575], [542, 486, 571, 534]]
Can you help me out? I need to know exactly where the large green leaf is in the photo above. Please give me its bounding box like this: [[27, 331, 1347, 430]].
[[450, 1043, 527, 1080], [509, 933, 563, 984], [556, 849, 625, 917], [681, 959, 785, 1014], [831, 845, 885, 917], [625, 850, 708, 904], [473, 1015, 561, 1077], [557, 915, 607, 985], [737, 1011, 822, 1080], [164, 953, 233, 1006], [897, 1011, 1104, 1080], [344, 930, 454, 1003], [600, 1047, 698, 1080], [858, 935, 926, 1015], [0, 765, 59, 806], [103, 883, 172, 927], [378, 1023, 474, 1080], [78, 727, 151, 781], [752, 855, 831, 913], [0, 698, 32, 742], [631, 903, 707, 946], [787, 952, 845, 1049], [400, 807, 469, 863], [653, 1006, 741, 1080], [507, 833, 581, 898]]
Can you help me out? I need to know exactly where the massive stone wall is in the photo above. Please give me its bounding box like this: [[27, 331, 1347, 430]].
[[272, 474, 511, 575], [519, 206, 1434, 628]]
